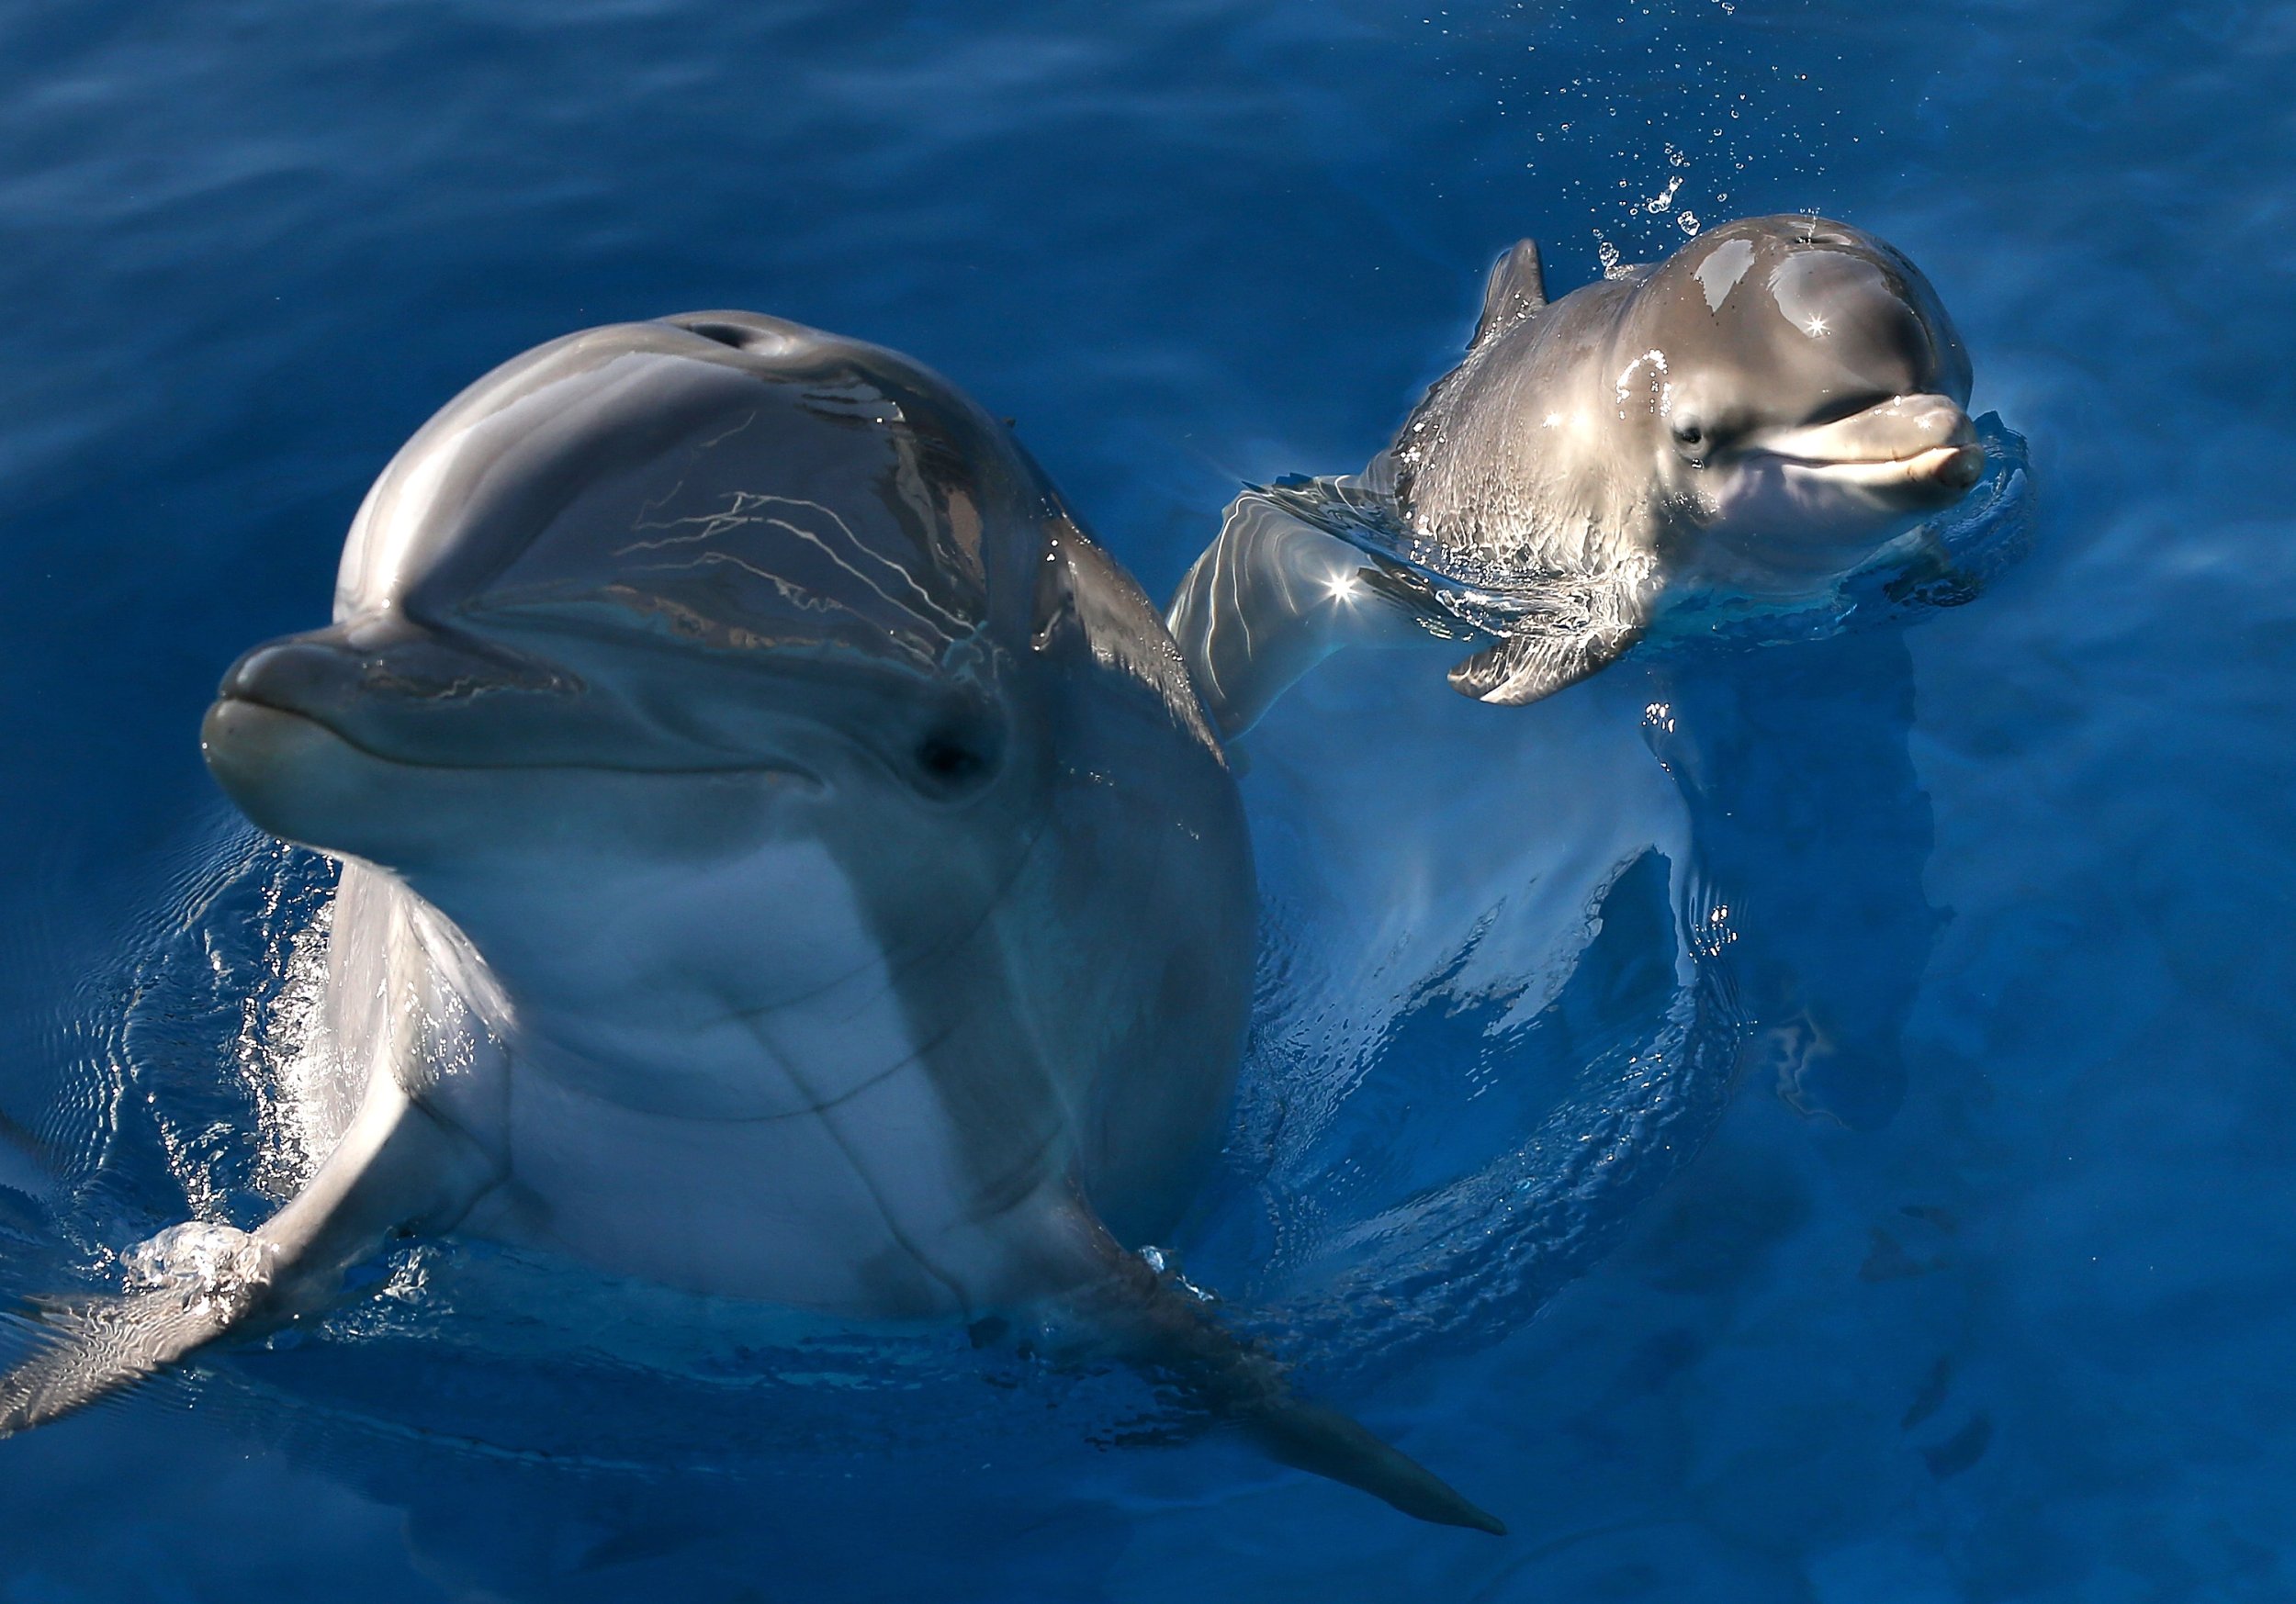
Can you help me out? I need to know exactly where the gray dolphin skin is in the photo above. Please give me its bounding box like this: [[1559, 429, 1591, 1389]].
[[1168, 214, 1983, 732], [0, 312, 1499, 1532]]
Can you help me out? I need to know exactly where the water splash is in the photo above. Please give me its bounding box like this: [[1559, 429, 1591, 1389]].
[[236, 892, 351, 1200], [1477, 0, 1887, 274], [125, 1219, 276, 1305]]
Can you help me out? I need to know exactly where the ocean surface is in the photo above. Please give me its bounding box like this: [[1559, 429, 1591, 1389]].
[[2, 2, 2292, 1598]]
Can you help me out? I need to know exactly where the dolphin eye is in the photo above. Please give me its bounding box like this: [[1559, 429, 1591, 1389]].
[[1670, 418, 1708, 459], [911, 722, 1000, 799]]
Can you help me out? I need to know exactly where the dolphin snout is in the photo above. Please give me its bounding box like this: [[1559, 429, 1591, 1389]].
[[1888, 398, 1984, 493], [219, 634, 366, 724], [1767, 393, 1972, 464], [1930, 441, 1986, 493], [206, 619, 591, 798], [1757, 393, 1984, 510], [218, 621, 576, 727], [1874, 396, 1982, 497], [1894, 396, 1977, 447]]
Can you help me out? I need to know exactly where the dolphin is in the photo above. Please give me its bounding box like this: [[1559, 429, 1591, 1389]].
[[1167, 214, 1984, 733], [0, 311, 1499, 1532]]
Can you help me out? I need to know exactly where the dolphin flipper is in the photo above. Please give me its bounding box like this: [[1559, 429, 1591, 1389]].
[[1063, 1217, 1504, 1534], [1446, 616, 1647, 706], [0, 1068, 498, 1436], [1164, 476, 1644, 719], [1, 1266, 267, 1433], [1166, 491, 1458, 740]]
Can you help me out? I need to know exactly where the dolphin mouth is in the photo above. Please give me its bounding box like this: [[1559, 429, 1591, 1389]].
[[1754, 392, 1982, 494], [1778, 443, 1987, 493], [206, 623, 866, 780], [204, 690, 827, 783]]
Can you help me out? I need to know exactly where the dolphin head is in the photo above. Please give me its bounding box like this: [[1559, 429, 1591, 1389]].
[[204, 313, 1064, 1052], [1633, 215, 1978, 586]]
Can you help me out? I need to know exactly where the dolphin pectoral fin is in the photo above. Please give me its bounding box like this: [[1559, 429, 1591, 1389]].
[[1167, 491, 1459, 740], [0, 1071, 498, 1438], [1447, 620, 1647, 706], [1228, 1388, 1507, 1535], [1472, 239, 1548, 346], [1062, 1228, 1504, 1534], [1, 1262, 272, 1435]]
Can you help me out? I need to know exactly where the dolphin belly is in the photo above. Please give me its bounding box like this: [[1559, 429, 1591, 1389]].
[[445, 837, 1077, 1317], [473, 1058, 1004, 1315]]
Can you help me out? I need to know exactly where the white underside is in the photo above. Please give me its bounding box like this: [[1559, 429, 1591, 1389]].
[[475, 1054, 987, 1311], [314, 854, 1077, 1318]]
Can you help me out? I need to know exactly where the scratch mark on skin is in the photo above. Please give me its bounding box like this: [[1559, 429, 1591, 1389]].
[[721, 1013, 970, 1124], [620, 493, 972, 639], [694, 409, 760, 454], [808, 1111, 974, 1312], [626, 409, 759, 533]]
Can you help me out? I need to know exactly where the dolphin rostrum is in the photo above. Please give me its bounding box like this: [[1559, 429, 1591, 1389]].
[[0, 311, 1500, 1532], [1168, 215, 1986, 734]]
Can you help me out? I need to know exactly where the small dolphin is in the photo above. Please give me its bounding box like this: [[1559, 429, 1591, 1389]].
[[1168, 215, 1983, 732], [0, 312, 1498, 1532]]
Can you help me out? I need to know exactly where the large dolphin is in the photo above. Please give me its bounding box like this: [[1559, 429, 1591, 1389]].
[[0, 311, 1498, 1531], [1168, 214, 1984, 733]]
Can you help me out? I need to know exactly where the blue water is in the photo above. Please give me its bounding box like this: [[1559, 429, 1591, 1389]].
[[3, 2, 2292, 1598]]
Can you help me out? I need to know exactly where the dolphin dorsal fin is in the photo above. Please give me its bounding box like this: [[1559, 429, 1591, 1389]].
[[1471, 239, 1547, 346]]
